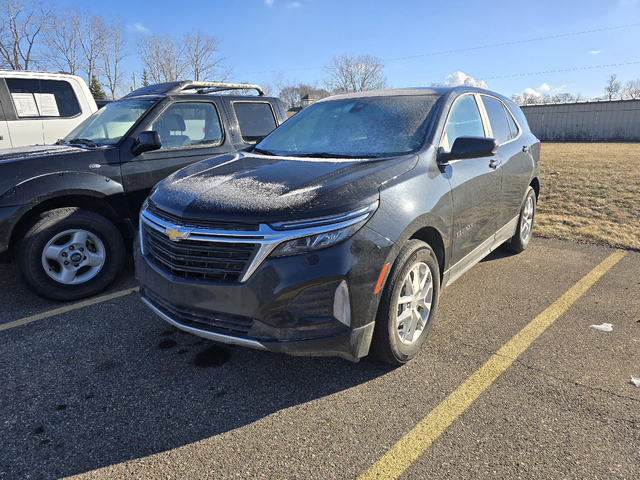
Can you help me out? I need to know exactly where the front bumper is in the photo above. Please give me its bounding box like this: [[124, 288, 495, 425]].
[[135, 225, 395, 362]]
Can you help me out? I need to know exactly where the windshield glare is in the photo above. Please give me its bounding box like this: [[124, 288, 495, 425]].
[[257, 95, 439, 158], [63, 99, 156, 146]]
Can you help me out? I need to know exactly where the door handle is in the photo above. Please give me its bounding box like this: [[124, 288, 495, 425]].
[[489, 158, 501, 169]]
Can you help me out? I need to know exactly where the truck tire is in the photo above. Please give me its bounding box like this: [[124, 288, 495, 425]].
[[17, 207, 125, 301], [370, 240, 440, 365]]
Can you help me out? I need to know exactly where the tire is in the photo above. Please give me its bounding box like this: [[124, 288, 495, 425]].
[[371, 240, 440, 365], [505, 187, 536, 253], [17, 207, 125, 301]]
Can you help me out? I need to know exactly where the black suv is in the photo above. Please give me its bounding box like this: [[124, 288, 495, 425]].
[[0, 81, 287, 300], [136, 87, 540, 365]]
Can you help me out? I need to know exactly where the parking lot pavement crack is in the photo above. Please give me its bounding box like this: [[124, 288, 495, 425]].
[[455, 338, 640, 404]]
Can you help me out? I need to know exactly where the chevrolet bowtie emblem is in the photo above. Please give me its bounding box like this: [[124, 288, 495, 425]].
[[164, 227, 190, 241]]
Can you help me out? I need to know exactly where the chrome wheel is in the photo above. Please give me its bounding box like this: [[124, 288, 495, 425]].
[[520, 196, 534, 241], [41, 229, 106, 285], [395, 262, 433, 346]]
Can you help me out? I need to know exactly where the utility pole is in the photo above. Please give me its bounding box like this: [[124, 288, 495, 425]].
[[132, 72, 137, 91]]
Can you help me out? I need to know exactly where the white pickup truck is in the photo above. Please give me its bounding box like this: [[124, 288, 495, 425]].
[[0, 71, 98, 148]]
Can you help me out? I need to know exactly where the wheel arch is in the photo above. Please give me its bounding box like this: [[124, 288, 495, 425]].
[[408, 226, 446, 283], [8, 193, 127, 259]]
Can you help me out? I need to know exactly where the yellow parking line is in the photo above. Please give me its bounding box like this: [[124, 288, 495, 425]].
[[359, 250, 626, 480], [0, 287, 140, 333]]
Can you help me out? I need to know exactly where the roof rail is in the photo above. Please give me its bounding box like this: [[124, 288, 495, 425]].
[[168, 81, 266, 96]]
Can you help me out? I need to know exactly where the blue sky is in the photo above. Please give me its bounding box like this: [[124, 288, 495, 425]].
[[56, 0, 640, 98]]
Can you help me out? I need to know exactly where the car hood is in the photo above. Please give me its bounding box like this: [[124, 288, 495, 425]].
[[150, 151, 419, 223], [0, 144, 91, 163]]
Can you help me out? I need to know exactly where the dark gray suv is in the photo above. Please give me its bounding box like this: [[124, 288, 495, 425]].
[[135, 87, 540, 365]]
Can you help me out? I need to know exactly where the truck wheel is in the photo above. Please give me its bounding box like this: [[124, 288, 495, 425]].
[[17, 207, 125, 301], [505, 187, 536, 253], [371, 240, 440, 366]]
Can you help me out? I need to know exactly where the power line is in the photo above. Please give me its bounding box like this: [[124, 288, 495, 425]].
[[235, 22, 640, 76], [480, 61, 640, 80]]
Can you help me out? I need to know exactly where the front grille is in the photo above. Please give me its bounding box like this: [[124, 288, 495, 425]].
[[143, 223, 257, 282], [144, 289, 255, 336], [147, 204, 260, 231]]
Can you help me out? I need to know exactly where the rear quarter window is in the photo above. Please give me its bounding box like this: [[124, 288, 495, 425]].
[[6, 78, 81, 118], [233, 102, 277, 143]]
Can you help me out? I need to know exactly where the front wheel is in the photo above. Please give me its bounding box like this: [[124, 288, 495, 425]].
[[17, 207, 125, 301], [505, 186, 536, 253], [370, 240, 441, 365]]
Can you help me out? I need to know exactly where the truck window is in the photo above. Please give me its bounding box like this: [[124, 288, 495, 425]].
[[6, 78, 81, 118], [147, 102, 223, 150], [233, 102, 277, 143]]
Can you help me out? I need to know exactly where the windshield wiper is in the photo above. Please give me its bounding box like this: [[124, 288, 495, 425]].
[[289, 152, 381, 159], [60, 138, 98, 147], [253, 147, 277, 156]]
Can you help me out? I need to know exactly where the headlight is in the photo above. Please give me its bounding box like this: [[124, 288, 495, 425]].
[[269, 201, 378, 257]]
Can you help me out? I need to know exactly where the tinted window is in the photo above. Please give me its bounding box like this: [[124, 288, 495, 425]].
[[233, 102, 277, 143], [481, 96, 510, 145], [257, 96, 439, 158], [442, 95, 484, 151], [505, 106, 519, 139], [64, 99, 155, 145], [6, 78, 81, 118], [147, 102, 223, 149]]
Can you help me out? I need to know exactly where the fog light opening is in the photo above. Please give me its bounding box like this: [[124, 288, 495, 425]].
[[333, 280, 351, 327]]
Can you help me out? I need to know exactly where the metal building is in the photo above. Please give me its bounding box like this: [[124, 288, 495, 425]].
[[521, 99, 640, 142]]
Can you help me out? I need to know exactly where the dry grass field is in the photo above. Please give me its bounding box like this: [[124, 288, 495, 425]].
[[535, 143, 640, 250]]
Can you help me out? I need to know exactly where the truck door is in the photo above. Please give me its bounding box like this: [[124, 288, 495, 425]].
[[120, 99, 234, 216], [3, 78, 45, 146]]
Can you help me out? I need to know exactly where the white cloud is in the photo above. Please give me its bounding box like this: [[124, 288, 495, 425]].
[[443, 71, 487, 89], [588, 50, 602, 55], [286, 1, 302, 7], [127, 23, 149, 33], [265, 0, 274, 6]]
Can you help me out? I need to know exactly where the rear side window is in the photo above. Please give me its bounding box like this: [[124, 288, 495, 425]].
[[504, 107, 519, 139], [6, 78, 81, 118], [481, 96, 510, 145], [233, 102, 277, 143], [442, 95, 484, 151]]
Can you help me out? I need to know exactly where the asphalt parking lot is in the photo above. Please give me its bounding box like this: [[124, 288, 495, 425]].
[[1, 237, 638, 479]]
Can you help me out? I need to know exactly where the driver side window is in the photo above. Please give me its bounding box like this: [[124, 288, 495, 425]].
[[146, 102, 223, 150], [441, 95, 485, 152]]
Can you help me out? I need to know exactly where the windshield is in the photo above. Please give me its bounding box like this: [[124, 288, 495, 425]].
[[63, 99, 157, 146], [256, 95, 440, 158]]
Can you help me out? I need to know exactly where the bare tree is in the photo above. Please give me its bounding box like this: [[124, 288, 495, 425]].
[[621, 79, 640, 100], [575, 92, 586, 102], [183, 31, 230, 81], [102, 19, 126, 99], [551, 92, 576, 103], [43, 8, 83, 75], [277, 80, 330, 110], [138, 34, 187, 83], [0, 0, 52, 70], [324, 53, 387, 94], [79, 14, 107, 85], [603, 74, 621, 101]]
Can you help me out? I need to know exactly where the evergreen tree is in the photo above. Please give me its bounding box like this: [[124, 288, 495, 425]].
[[142, 69, 150, 87], [89, 75, 107, 99]]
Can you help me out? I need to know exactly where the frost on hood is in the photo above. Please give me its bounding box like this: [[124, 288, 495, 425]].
[[590, 323, 613, 332], [0, 144, 82, 161], [159, 174, 319, 212]]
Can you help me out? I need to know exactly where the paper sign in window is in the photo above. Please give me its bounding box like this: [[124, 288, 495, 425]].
[[34, 93, 60, 116], [11, 93, 39, 117]]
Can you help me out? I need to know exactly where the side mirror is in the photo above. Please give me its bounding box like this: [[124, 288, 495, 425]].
[[132, 131, 162, 155], [439, 136, 498, 162]]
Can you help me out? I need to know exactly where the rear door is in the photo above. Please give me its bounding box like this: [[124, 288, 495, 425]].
[[441, 93, 503, 283], [479, 95, 533, 243], [0, 97, 11, 148], [120, 99, 234, 216], [228, 100, 279, 148], [39, 78, 85, 144]]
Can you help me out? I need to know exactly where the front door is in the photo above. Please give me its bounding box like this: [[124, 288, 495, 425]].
[[441, 94, 503, 283], [120, 100, 233, 216]]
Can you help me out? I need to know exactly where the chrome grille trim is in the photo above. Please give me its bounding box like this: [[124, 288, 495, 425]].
[[140, 204, 374, 283]]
